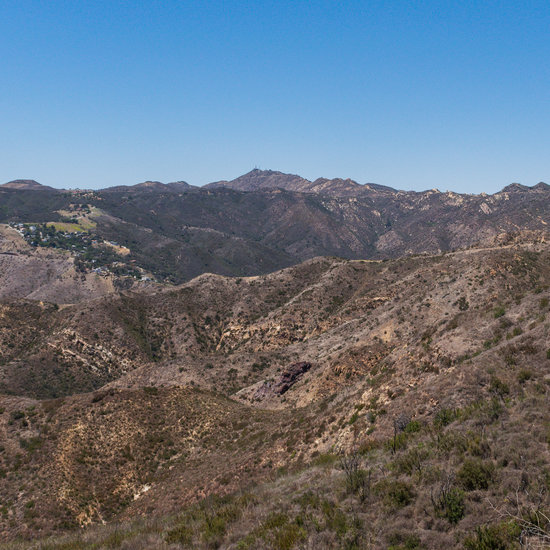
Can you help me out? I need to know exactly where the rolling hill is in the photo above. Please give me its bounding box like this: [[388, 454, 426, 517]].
[[0, 230, 549, 547]]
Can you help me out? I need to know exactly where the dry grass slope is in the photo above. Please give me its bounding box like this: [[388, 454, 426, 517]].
[[0, 232, 549, 548]]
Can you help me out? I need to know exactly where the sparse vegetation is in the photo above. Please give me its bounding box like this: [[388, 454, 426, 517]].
[[1, 213, 550, 547], [494, 305, 506, 319]]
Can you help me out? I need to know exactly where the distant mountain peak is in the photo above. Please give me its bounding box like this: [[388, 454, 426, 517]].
[[205, 168, 309, 193], [1, 179, 56, 191], [500, 182, 549, 194], [136, 180, 164, 187], [166, 180, 193, 190], [204, 169, 396, 197], [501, 183, 529, 193]]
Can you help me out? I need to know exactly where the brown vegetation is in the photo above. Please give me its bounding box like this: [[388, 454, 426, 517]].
[[0, 227, 550, 548]]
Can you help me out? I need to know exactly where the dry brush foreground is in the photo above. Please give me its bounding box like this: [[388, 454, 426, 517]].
[[0, 231, 549, 548]]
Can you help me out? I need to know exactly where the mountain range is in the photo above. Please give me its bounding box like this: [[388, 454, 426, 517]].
[[2, 169, 550, 285], [4, 168, 549, 197], [0, 170, 549, 548]]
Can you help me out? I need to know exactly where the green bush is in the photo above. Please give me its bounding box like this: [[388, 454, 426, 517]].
[[10, 410, 25, 422], [312, 453, 338, 467], [202, 514, 227, 543], [493, 306, 506, 319], [393, 447, 429, 476], [165, 524, 193, 545], [434, 408, 459, 428], [489, 376, 509, 398], [262, 512, 290, 530], [432, 477, 465, 525], [19, 436, 43, 453], [273, 522, 307, 550], [320, 500, 349, 536], [346, 468, 370, 495], [485, 397, 504, 422], [404, 420, 422, 433], [376, 480, 415, 509], [463, 521, 521, 549], [386, 432, 408, 453], [517, 369, 532, 384], [457, 459, 494, 491], [388, 532, 422, 549], [442, 488, 465, 524]]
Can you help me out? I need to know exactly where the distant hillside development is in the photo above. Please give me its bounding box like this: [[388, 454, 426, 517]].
[[0, 172, 549, 548]]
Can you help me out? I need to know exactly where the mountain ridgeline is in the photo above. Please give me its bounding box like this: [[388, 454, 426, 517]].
[[1, 169, 550, 284]]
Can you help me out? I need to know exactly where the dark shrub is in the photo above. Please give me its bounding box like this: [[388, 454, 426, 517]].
[[457, 459, 494, 491], [434, 408, 459, 428], [376, 480, 415, 509]]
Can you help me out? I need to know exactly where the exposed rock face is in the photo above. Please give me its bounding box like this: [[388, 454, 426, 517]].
[[253, 362, 312, 399], [273, 361, 312, 395]]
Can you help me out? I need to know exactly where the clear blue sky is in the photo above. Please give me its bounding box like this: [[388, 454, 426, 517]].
[[1, 1, 549, 193]]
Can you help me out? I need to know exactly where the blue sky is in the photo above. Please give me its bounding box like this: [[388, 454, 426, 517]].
[[1, 1, 549, 192]]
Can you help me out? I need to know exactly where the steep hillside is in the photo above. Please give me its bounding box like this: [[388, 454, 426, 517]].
[[88, 182, 550, 282], [0, 386, 301, 539], [1, 235, 550, 547], [0, 225, 118, 303], [4, 232, 550, 404]]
